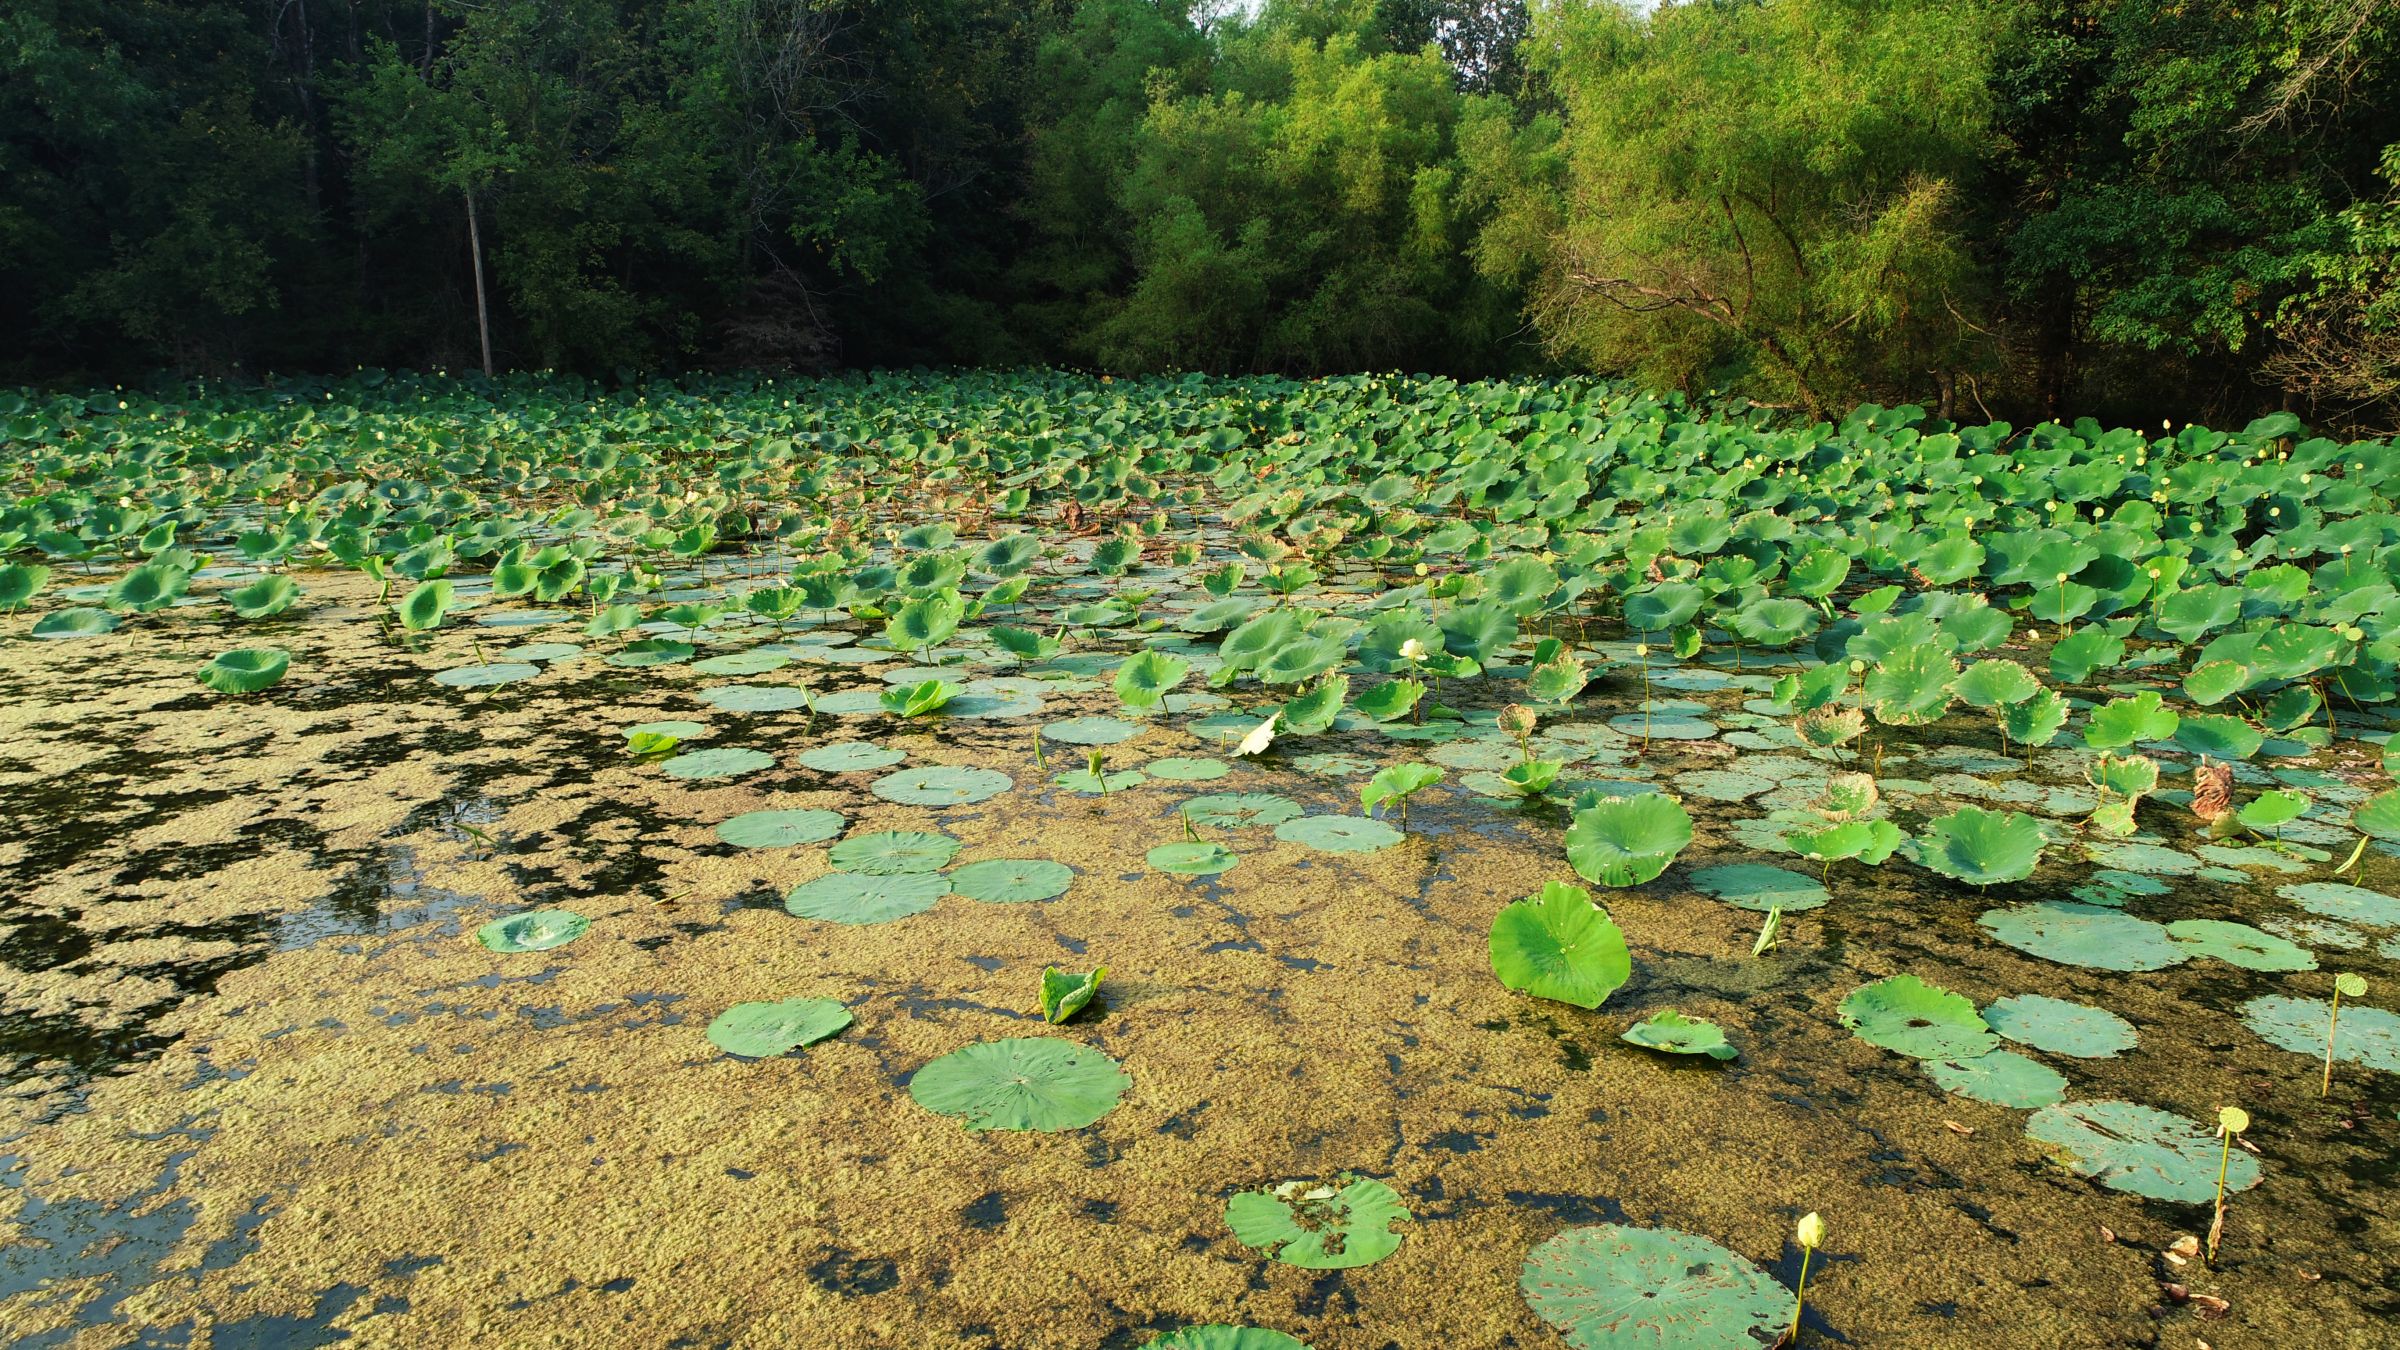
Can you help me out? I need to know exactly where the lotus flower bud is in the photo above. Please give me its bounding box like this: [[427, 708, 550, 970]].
[[1499, 704, 1538, 740], [1399, 638, 1427, 661], [1797, 1212, 1825, 1249]]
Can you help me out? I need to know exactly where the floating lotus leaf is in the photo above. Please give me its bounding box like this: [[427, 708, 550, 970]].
[[1607, 712, 1718, 740], [1044, 715, 1144, 745], [784, 871, 944, 924], [2166, 919, 2315, 971], [698, 685, 812, 713], [1489, 881, 1631, 1009], [1147, 757, 1230, 781], [1519, 1223, 1787, 1350], [1566, 795, 1693, 888], [196, 647, 290, 695], [660, 747, 776, 780], [812, 688, 891, 713], [432, 660, 540, 688], [1978, 902, 2186, 971], [1149, 841, 1239, 875], [1923, 1050, 2067, 1108], [716, 809, 844, 849], [948, 858, 1074, 903], [828, 830, 961, 874], [705, 997, 852, 1057], [797, 740, 905, 772], [1688, 864, 1827, 912], [608, 637, 694, 667], [908, 1037, 1129, 1131], [1274, 815, 1404, 853], [870, 764, 1013, 806], [1141, 1329, 1307, 1350], [1181, 793, 1304, 828], [2278, 881, 2400, 928], [1840, 975, 1998, 1060], [1909, 806, 2045, 886], [476, 908, 590, 953], [2241, 993, 2400, 1070], [1054, 767, 1146, 793], [1984, 994, 2136, 1058], [1621, 1011, 1737, 1060], [2026, 1100, 2261, 1202], [1225, 1175, 1410, 1269]]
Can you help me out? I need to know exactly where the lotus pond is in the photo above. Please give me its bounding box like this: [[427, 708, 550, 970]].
[[3, 371, 2400, 1348]]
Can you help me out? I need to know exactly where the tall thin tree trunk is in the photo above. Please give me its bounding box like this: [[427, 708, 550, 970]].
[[465, 186, 494, 378]]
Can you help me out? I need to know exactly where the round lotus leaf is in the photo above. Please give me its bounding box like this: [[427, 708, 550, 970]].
[[1519, 1223, 1788, 1350], [705, 997, 852, 1057], [715, 809, 844, 849], [2242, 993, 2400, 1070], [1566, 794, 1694, 888], [1606, 712, 1718, 741], [1054, 768, 1147, 793], [697, 685, 812, 713], [797, 740, 905, 773], [1429, 739, 1521, 772], [1489, 882, 1631, 1010], [1141, 1329, 1307, 1350], [196, 647, 291, 695], [1148, 841, 1239, 875], [2277, 881, 2400, 928], [908, 1036, 1129, 1131], [691, 650, 791, 677], [1984, 995, 2136, 1059], [1910, 806, 2046, 886], [784, 871, 944, 924], [1274, 815, 1405, 853], [1620, 1011, 1737, 1060], [1043, 715, 1143, 745], [1923, 1050, 2068, 1108], [1688, 864, 1827, 913], [828, 830, 961, 875], [1839, 975, 1999, 1060], [948, 858, 1074, 903], [810, 688, 891, 714], [498, 641, 582, 663], [2166, 919, 2316, 972], [432, 660, 540, 688], [2082, 840, 2207, 876], [2025, 1100, 2261, 1202], [1978, 902, 2187, 971], [1674, 770, 1774, 803], [1292, 753, 1375, 777], [659, 747, 777, 780], [629, 719, 707, 741], [31, 606, 120, 638], [1147, 757, 1230, 782], [1181, 793, 1304, 828], [1225, 1176, 1410, 1270], [476, 908, 590, 953], [870, 765, 1013, 806], [607, 638, 693, 667]]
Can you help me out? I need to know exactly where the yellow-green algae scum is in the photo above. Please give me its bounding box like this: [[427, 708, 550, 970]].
[[3, 569, 2399, 1349]]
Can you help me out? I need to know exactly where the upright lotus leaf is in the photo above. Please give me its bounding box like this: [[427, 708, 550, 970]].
[[1840, 975, 1999, 1059], [2174, 713, 2264, 760], [706, 997, 852, 1057], [2026, 1100, 2262, 1203], [1141, 1330, 1307, 1350], [2236, 789, 2310, 832], [908, 1037, 1129, 1131], [1352, 678, 1426, 721], [1950, 658, 2040, 709], [1438, 600, 1519, 662], [1909, 807, 2045, 886], [2084, 690, 2179, 750], [1621, 1011, 1738, 1060], [2087, 754, 2159, 800], [0, 562, 50, 611], [1526, 653, 1591, 704], [1278, 675, 1347, 735], [1787, 819, 1904, 870], [1566, 795, 1694, 888], [1114, 649, 1191, 710], [1520, 1224, 1787, 1350], [1489, 881, 1632, 1008], [226, 575, 300, 619], [1039, 966, 1106, 1023], [1362, 762, 1443, 817], [2359, 790, 2400, 842], [1730, 596, 1817, 648], [2002, 687, 2068, 747], [31, 606, 119, 638], [195, 647, 290, 695], [476, 908, 590, 953], [884, 590, 964, 654], [880, 679, 960, 717], [1623, 582, 1704, 633], [1225, 1176, 1410, 1270], [2183, 660, 2251, 706], [1864, 644, 1958, 726], [398, 579, 457, 631], [106, 561, 190, 613], [1795, 704, 1865, 749], [1257, 634, 1348, 685], [2049, 625, 2125, 684], [991, 626, 1062, 664]]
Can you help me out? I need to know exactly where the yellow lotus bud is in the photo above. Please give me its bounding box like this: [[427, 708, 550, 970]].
[[1797, 1212, 1825, 1249]]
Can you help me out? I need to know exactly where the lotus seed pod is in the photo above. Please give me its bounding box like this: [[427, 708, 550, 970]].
[[2218, 1107, 2249, 1135], [1498, 704, 1538, 740], [2337, 973, 2369, 998]]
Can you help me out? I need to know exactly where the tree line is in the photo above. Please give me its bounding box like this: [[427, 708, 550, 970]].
[[4, 0, 2394, 428]]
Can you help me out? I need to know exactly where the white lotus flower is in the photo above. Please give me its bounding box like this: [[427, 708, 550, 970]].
[[1235, 715, 1278, 758]]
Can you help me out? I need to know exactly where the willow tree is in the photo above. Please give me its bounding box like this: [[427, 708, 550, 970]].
[[1473, 0, 2005, 418]]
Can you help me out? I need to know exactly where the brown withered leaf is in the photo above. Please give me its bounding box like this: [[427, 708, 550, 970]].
[[2192, 758, 2234, 824]]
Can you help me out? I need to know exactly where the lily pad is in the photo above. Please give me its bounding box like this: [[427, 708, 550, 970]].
[[1146, 757, 1230, 781], [908, 1037, 1130, 1131], [715, 809, 845, 849], [476, 909, 590, 953], [1621, 1011, 1737, 1061], [697, 684, 812, 713], [797, 740, 906, 772], [196, 647, 290, 695], [1274, 815, 1405, 853], [2166, 919, 2316, 972], [1181, 793, 1304, 828], [783, 871, 944, 924], [1839, 975, 1999, 1060], [1984, 995, 2136, 1059], [705, 997, 852, 1057], [2278, 881, 2400, 928], [1225, 1175, 1410, 1270], [2242, 993, 2400, 1070], [828, 830, 961, 875], [1043, 715, 1144, 745], [948, 858, 1075, 903], [1489, 881, 1632, 1010], [871, 764, 1014, 806], [1978, 903, 2187, 971], [1148, 841, 1240, 875], [2026, 1100, 2261, 1202], [660, 747, 777, 780], [1923, 1050, 2068, 1108], [1688, 864, 1827, 913], [1519, 1224, 1787, 1350], [1141, 1330, 1307, 1350]]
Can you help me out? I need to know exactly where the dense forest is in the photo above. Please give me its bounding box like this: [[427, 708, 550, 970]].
[[5, 0, 2396, 428]]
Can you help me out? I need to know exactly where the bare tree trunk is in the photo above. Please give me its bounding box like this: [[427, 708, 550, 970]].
[[465, 186, 494, 377]]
